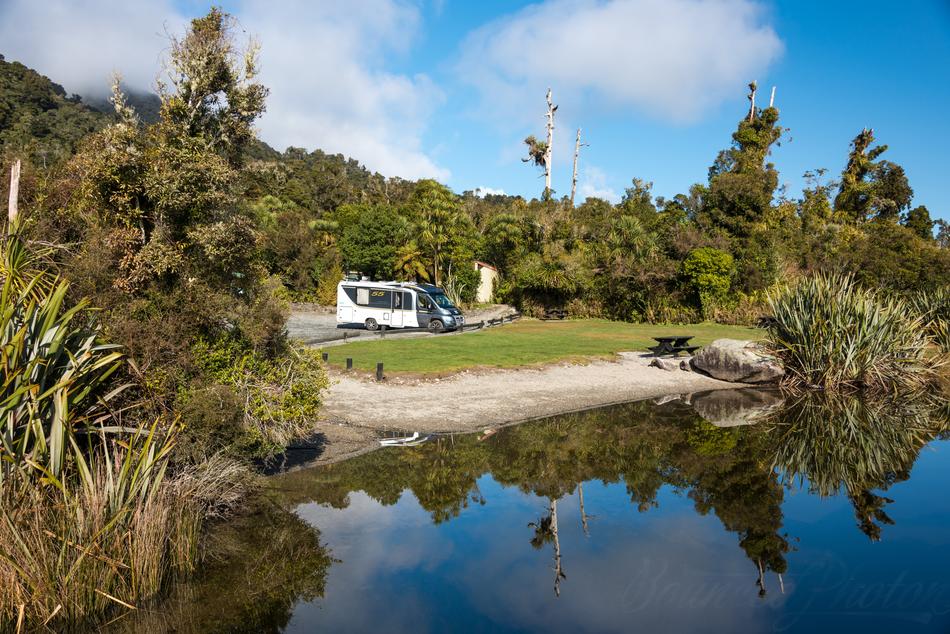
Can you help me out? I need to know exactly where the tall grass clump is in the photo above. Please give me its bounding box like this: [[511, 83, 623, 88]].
[[767, 273, 936, 391]]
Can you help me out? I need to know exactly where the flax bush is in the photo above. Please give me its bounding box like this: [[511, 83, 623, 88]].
[[767, 273, 936, 391]]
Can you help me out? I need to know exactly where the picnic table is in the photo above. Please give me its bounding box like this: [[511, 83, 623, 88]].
[[648, 336, 700, 358]]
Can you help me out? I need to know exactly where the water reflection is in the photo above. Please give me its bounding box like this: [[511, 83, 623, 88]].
[[769, 393, 945, 542], [134, 389, 950, 632]]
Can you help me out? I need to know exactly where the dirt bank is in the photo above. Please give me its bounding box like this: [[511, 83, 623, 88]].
[[316, 352, 743, 442]]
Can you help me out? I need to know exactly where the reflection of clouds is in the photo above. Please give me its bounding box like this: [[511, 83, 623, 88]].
[[290, 491, 455, 632], [452, 484, 783, 633], [286, 482, 788, 632]]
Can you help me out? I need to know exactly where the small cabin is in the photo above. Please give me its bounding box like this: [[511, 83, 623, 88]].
[[474, 261, 499, 303]]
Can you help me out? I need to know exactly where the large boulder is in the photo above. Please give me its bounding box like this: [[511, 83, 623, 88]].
[[691, 339, 784, 384], [691, 388, 784, 427]]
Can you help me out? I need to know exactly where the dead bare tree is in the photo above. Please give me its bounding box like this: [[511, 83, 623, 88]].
[[544, 88, 556, 197], [748, 81, 758, 121], [570, 128, 588, 206], [769, 85, 776, 108], [523, 88, 558, 198], [8, 159, 21, 227]]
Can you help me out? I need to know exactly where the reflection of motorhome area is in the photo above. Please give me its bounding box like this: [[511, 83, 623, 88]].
[[336, 280, 464, 332]]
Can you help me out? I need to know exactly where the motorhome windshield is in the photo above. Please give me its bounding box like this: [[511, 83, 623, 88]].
[[429, 293, 455, 309]]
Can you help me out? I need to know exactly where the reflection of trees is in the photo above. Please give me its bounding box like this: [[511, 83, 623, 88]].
[[273, 393, 946, 597], [278, 400, 795, 596], [112, 500, 333, 633], [767, 393, 947, 541], [528, 498, 567, 597]]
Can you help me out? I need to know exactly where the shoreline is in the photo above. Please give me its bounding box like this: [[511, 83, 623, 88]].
[[301, 352, 747, 466]]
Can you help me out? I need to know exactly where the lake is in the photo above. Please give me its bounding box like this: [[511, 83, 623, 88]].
[[117, 389, 950, 633]]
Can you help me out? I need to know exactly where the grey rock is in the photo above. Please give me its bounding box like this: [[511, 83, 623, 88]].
[[691, 388, 785, 427], [649, 357, 681, 372], [691, 339, 784, 384]]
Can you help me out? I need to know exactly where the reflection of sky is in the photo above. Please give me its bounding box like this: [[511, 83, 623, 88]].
[[286, 441, 950, 633]]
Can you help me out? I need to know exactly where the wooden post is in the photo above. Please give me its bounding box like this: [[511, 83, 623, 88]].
[[346, 357, 353, 370], [8, 159, 21, 228], [544, 88, 555, 197], [376, 362, 384, 381], [769, 85, 776, 108], [321, 352, 329, 362], [747, 81, 757, 122], [570, 128, 581, 206]]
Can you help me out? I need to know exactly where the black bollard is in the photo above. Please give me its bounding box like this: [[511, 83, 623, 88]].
[[321, 352, 328, 362], [346, 357, 353, 371], [376, 362, 384, 381]]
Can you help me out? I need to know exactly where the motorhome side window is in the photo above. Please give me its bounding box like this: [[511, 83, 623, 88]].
[[402, 292, 413, 310], [367, 290, 392, 309], [356, 288, 369, 305], [418, 295, 432, 310]]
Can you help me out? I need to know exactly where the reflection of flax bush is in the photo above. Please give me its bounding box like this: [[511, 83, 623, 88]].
[[767, 273, 935, 391]]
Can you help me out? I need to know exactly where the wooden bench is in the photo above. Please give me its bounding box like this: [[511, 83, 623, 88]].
[[542, 308, 567, 320], [648, 336, 699, 357]]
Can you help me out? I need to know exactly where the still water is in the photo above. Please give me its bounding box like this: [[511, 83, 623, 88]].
[[122, 389, 950, 633]]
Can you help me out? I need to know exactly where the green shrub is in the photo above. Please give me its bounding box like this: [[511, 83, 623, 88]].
[[681, 247, 734, 319], [767, 273, 935, 391], [189, 336, 329, 458]]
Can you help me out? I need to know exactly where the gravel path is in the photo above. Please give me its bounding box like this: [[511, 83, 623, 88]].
[[319, 352, 743, 434]]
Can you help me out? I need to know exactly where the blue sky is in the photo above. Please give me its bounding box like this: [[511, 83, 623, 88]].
[[3, 0, 949, 218]]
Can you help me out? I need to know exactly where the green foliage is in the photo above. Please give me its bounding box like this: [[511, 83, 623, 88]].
[[158, 7, 268, 166], [681, 247, 734, 318], [188, 336, 328, 458], [337, 203, 401, 280], [903, 205, 934, 240], [767, 273, 936, 391], [833, 128, 912, 223]]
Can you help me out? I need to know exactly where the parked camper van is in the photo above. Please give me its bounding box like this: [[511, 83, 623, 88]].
[[336, 280, 464, 332]]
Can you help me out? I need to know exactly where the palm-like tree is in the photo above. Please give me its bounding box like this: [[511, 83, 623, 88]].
[[393, 241, 431, 282]]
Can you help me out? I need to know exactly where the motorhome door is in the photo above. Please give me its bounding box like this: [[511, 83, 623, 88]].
[[391, 291, 406, 327]]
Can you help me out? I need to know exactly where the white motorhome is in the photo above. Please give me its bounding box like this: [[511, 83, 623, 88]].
[[336, 280, 464, 332]]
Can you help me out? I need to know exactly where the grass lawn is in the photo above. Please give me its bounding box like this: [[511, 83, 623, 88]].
[[320, 319, 761, 375]]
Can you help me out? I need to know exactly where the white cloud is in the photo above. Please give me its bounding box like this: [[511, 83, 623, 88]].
[[474, 186, 507, 197], [0, 0, 183, 95], [0, 0, 448, 181], [580, 166, 620, 203], [457, 0, 783, 124]]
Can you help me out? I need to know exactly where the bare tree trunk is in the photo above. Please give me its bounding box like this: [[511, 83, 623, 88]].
[[748, 81, 757, 122], [8, 159, 21, 228], [570, 128, 581, 206], [544, 88, 555, 198], [578, 481, 590, 537], [769, 85, 776, 108]]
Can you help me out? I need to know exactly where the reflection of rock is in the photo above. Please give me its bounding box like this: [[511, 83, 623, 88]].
[[691, 388, 785, 427], [692, 339, 784, 384]]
